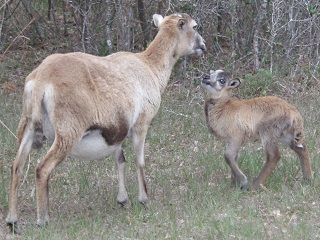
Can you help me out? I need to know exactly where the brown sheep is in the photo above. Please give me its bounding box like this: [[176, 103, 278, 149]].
[[201, 69, 312, 190], [6, 13, 206, 227]]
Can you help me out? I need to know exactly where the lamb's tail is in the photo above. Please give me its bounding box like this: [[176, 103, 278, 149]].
[[292, 115, 305, 148]]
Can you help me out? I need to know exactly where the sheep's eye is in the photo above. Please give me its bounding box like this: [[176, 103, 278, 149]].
[[218, 79, 225, 84]]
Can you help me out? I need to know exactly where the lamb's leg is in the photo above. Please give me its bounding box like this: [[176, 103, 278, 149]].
[[230, 152, 239, 184], [115, 148, 128, 204], [132, 128, 148, 204], [252, 143, 280, 189], [6, 122, 34, 228], [290, 143, 313, 180], [35, 136, 70, 226], [224, 141, 247, 189]]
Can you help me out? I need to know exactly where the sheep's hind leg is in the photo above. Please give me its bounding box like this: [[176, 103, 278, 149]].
[[6, 122, 34, 230], [230, 152, 240, 184], [252, 143, 280, 189], [290, 143, 313, 180], [35, 136, 71, 226], [115, 148, 129, 205], [224, 141, 247, 189]]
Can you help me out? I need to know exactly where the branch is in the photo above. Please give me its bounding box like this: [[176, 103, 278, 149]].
[[3, 18, 35, 55], [0, 0, 12, 11]]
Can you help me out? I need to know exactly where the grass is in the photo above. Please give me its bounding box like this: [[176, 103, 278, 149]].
[[1, 64, 320, 239]]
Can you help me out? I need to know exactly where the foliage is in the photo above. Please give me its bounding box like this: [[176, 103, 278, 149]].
[[242, 68, 275, 97], [0, 0, 319, 80]]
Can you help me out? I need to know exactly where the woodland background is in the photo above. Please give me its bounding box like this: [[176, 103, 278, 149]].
[[0, 0, 320, 83]]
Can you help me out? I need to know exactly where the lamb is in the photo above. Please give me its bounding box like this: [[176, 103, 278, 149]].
[[201, 69, 312, 190], [6, 13, 206, 227]]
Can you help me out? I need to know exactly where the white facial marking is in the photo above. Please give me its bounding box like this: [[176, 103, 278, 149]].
[[173, 13, 183, 17]]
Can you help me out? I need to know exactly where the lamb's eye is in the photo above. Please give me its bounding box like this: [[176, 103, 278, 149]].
[[218, 79, 225, 84], [193, 25, 197, 30]]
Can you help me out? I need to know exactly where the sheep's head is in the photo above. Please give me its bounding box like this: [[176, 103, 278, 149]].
[[153, 13, 206, 56], [201, 70, 241, 98]]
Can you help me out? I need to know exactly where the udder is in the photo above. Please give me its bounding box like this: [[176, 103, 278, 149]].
[[70, 130, 121, 160]]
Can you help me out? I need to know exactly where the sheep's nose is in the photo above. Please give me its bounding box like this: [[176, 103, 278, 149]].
[[200, 44, 206, 53], [202, 74, 210, 80], [202, 74, 210, 82]]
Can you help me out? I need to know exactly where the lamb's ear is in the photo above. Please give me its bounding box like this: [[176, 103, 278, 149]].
[[177, 18, 186, 30], [153, 14, 164, 28], [228, 78, 241, 89]]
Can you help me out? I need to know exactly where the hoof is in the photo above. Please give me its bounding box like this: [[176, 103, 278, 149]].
[[303, 175, 313, 181], [139, 200, 148, 210], [240, 184, 248, 191], [117, 193, 128, 206], [251, 181, 261, 190], [36, 218, 49, 227], [6, 214, 19, 234], [6, 221, 19, 234], [138, 194, 148, 205], [117, 199, 128, 207], [239, 179, 248, 190]]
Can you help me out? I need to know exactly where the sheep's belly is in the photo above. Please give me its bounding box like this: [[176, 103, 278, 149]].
[[70, 130, 120, 160]]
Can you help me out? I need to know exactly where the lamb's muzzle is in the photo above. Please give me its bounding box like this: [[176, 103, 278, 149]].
[[201, 74, 211, 86]]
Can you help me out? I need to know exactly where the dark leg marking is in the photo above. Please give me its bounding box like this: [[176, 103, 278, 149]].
[[118, 150, 126, 163]]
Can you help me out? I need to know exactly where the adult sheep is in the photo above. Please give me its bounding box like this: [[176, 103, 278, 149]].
[[6, 13, 206, 227]]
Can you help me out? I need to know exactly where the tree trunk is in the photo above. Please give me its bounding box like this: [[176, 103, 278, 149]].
[[105, 0, 114, 54], [63, 0, 68, 37], [136, 0, 148, 48], [217, 0, 222, 34], [0, 1, 6, 52], [21, 0, 43, 41], [48, 0, 52, 20], [253, 0, 268, 70]]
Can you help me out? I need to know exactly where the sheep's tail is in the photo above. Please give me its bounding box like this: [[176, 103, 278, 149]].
[[17, 78, 45, 149]]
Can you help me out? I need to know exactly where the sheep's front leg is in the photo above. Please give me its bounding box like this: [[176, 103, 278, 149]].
[[6, 122, 34, 228], [132, 128, 148, 204], [115, 148, 129, 204], [224, 141, 247, 189], [252, 143, 280, 189]]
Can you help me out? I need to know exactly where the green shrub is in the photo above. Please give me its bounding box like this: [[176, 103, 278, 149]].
[[241, 68, 277, 98]]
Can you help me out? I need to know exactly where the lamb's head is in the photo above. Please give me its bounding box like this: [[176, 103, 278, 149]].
[[153, 13, 206, 56], [201, 70, 241, 98]]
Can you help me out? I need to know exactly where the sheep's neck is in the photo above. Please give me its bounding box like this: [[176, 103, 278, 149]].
[[205, 96, 231, 113], [205, 97, 221, 110], [142, 29, 180, 93]]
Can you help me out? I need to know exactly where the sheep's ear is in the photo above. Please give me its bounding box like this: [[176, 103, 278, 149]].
[[209, 69, 215, 75], [153, 14, 164, 28], [178, 18, 186, 29], [228, 78, 241, 89]]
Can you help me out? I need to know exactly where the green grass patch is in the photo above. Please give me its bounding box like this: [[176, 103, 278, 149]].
[[1, 78, 320, 239]]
